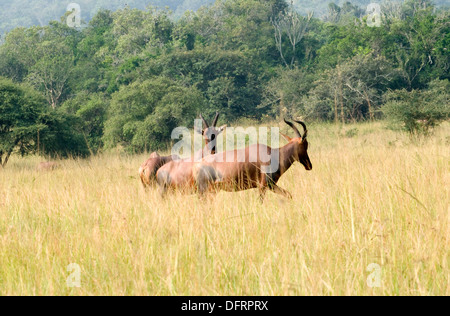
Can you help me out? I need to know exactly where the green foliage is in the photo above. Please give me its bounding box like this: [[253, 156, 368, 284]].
[[383, 79, 450, 136], [264, 67, 317, 117], [0, 77, 89, 165], [61, 93, 108, 153], [3, 0, 449, 39], [384, 6, 450, 89], [281, 53, 397, 121], [144, 47, 264, 120], [37, 109, 90, 158], [26, 40, 75, 108], [0, 0, 448, 156], [0, 0, 215, 37], [103, 77, 206, 152], [0, 77, 46, 166]]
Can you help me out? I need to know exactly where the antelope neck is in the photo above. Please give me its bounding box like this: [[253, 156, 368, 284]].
[[278, 141, 299, 176]]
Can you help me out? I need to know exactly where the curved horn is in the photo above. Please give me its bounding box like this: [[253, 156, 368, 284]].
[[200, 114, 209, 129], [284, 118, 301, 139], [294, 120, 308, 140], [212, 111, 220, 127]]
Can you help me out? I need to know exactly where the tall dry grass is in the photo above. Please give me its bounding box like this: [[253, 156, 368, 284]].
[[0, 122, 448, 295]]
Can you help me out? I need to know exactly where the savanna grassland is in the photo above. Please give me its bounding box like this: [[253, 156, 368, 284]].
[[0, 121, 448, 295]]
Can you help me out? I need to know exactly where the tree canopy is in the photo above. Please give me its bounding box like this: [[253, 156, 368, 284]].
[[0, 77, 88, 167]]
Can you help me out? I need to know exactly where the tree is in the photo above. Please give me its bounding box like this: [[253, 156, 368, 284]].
[[272, 1, 313, 68], [144, 47, 264, 120], [383, 79, 450, 136], [340, 54, 396, 121], [263, 66, 316, 118], [187, 0, 281, 66], [0, 77, 90, 167], [0, 77, 46, 167], [103, 77, 206, 153], [382, 1, 449, 89], [37, 109, 90, 158], [0, 48, 28, 82], [301, 54, 396, 122], [26, 40, 74, 109], [61, 93, 108, 154], [0, 26, 43, 82], [111, 7, 174, 59], [0, 22, 80, 108]]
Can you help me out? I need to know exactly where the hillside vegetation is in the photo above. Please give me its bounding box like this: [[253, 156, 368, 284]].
[[1, 1, 449, 36]]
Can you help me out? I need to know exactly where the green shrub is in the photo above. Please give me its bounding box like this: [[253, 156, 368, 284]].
[[103, 77, 206, 153], [0, 77, 89, 166], [382, 79, 450, 136]]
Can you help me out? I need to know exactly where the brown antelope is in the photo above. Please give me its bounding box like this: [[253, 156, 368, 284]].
[[139, 112, 225, 189], [193, 119, 312, 201], [156, 112, 226, 195], [37, 161, 59, 171]]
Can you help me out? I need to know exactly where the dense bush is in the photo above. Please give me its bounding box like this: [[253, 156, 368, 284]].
[[61, 93, 108, 154], [37, 109, 90, 158], [103, 77, 206, 153], [0, 78, 46, 166], [382, 79, 450, 136], [0, 77, 89, 167]]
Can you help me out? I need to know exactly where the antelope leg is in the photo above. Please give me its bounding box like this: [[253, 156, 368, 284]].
[[156, 170, 170, 198], [259, 187, 268, 203], [270, 184, 293, 199], [195, 165, 219, 195]]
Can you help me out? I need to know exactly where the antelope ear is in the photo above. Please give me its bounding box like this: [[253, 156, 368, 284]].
[[150, 152, 160, 158], [194, 126, 204, 135], [218, 125, 227, 133], [279, 132, 292, 142]]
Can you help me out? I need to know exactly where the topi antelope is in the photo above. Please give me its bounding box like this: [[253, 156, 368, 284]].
[[140, 112, 225, 189], [193, 119, 312, 201], [156, 112, 226, 195]]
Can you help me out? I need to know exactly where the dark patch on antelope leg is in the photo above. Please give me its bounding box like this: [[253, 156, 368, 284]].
[[271, 184, 293, 199], [265, 174, 292, 199]]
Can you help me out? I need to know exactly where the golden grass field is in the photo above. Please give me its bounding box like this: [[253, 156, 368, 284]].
[[0, 121, 448, 296]]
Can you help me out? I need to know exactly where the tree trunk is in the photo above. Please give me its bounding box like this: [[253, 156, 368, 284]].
[[337, 66, 345, 124], [334, 88, 339, 124], [1, 151, 11, 168], [363, 89, 374, 121]]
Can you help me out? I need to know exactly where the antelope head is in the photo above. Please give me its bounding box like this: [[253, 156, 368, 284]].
[[282, 119, 312, 171], [196, 111, 226, 155]]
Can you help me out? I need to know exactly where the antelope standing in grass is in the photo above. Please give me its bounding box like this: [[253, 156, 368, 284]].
[[156, 113, 226, 195], [140, 112, 225, 189], [193, 119, 312, 201]]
